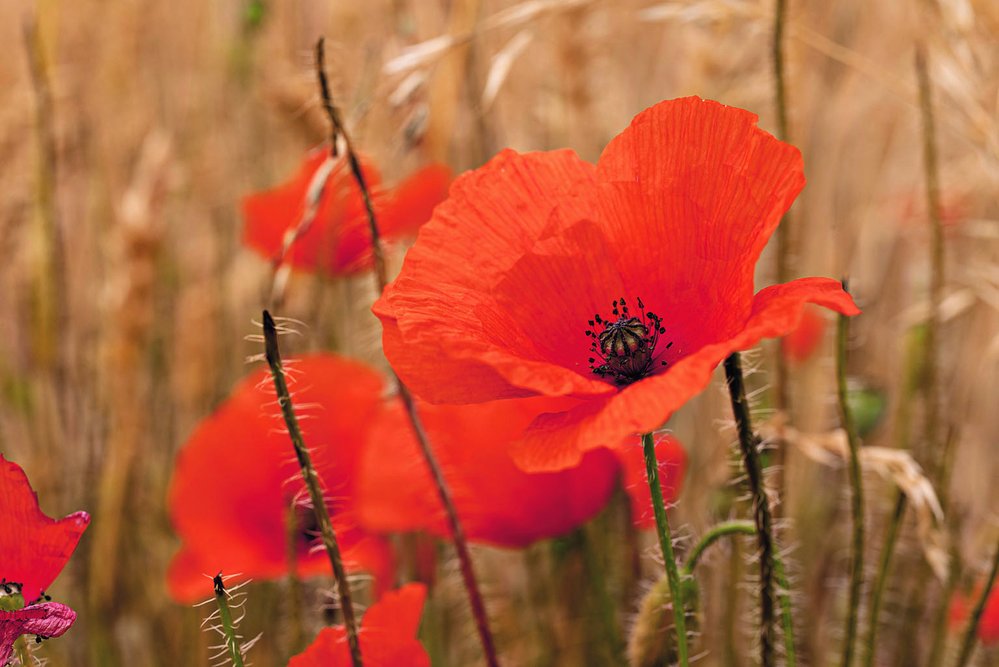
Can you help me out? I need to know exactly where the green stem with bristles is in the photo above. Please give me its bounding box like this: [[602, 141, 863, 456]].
[[262, 311, 363, 667], [862, 493, 906, 667], [723, 353, 777, 667], [954, 539, 999, 667], [213, 575, 247, 667], [642, 431, 689, 667], [683, 520, 755, 574], [682, 520, 797, 666], [836, 281, 865, 667]]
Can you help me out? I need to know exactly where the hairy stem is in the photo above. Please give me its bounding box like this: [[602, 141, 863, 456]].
[[683, 520, 755, 574], [642, 432, 690, 666], [837, 281, 865, 667], [723, 353, 776, 667], [213, 575, 247, 667], [313, 37, 500, 667], [954, 539, 999, 667], [262, 311, 363, 667], [862, 492, 905, 667], [772, 0, 791, 417], [682, 520, 796, 666]]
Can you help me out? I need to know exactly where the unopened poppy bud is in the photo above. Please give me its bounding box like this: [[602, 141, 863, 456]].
[[627, 575, 699, 667]]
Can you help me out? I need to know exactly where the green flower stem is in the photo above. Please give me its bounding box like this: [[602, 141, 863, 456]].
[[682, 520, 755, 574], [14, 636, 30, 667], [862, 493, 906, 667], [915, 43, 945, 482], [212, 575, 247, 667], [641, 432, 689, 667], [578, 530, 625, 663], [313, 38, 500, 667], [263, 311, 363, 667], [773, 552, 797, 667], [723, 352, 776, 667], [682, 520, 797, 667], [836, 282, 865, 667], [954, 539, 999, 667], [772, 0, 791, 418]]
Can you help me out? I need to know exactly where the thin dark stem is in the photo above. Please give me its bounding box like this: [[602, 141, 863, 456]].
[[772, 0, 791, 419], [395, 385, 500, 667], [22, 18, 69, 371], [212, 575, 247, 667], [836, 280, 865, 667], [578, 529, 625, 664], [313, 37, 500, 667], [954, 539, 999, 667], [262, 312, 363, 667], [773, 552, 797, 667], [641, 432, 689, 666], [915, 44, 945, 482], [929, 547, 961, 667], [862, 492, 906, 667], [723, 353, 776, 667], [772, 0, 790, 145]]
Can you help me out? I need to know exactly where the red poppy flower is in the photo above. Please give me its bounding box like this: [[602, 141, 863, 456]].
[[0, 602, 77, 665], [166, 355, 393, 603], [243, 149, 451, 276], [288, 583, 430, 667], [374, 96, 860, 471], [782, 305, 826, 364], [0, 456, 90, 604], [616, 434, 687, 529], [357, 397, 620, 546], [950, 585, 999, 645], [358, 398, 687, 545]]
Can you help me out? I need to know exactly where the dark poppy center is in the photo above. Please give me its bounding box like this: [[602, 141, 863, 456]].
[[585, 297, 672, 386]]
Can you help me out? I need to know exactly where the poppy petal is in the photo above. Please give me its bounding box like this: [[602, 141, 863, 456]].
[[166, 355, 393, 602], [0, 457, 90, 603], [379, 163, 453, 238], [288, 584, 430, 667], [783, 305, 827, 364], [0, 603, 77, 665], [513, 278, 858, 471], [375, 148, 600, 403], [357, 398, 620, 547], [597, 96, 804, 265]]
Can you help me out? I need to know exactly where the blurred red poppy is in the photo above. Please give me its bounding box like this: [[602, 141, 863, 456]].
[[950, 584, 999, 645], [358, 398, 687, 545], [358, 398, 619, 546], [375, 96, 860, 471], [288, 583, 430, 667], [243, 150, 450, 276], [0, 456, 89, 604], [782, 305, 826, 364], [166, 355, 393, 603]]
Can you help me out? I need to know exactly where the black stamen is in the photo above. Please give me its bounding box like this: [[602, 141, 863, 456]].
[[585, 296, 674, 386]]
